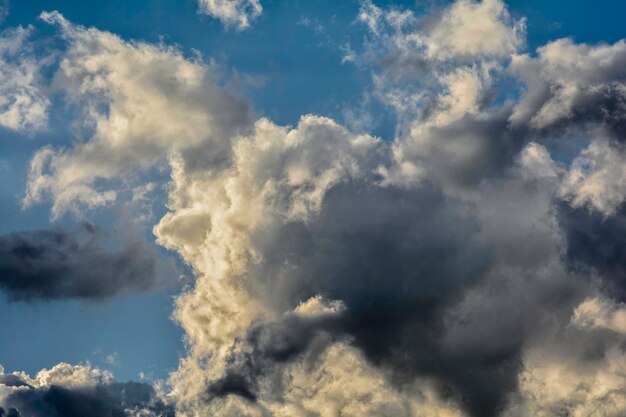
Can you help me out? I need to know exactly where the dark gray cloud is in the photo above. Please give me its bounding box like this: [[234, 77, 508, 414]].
[[203, 172, 615, 417], [207, 306, 346, 403], [0, 408, 20, 417], [1, 376, 174, 417], [210, 181, 532, 417], [558, 203, 626, 300], [0, 223, 174, 302]]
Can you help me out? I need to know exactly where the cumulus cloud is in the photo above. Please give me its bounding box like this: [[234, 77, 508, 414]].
[[571, 296, 626, 334], [560, 139, 626, 215], [0, 223, 174, 302], [425, 0, 525, 60], [0, 363, 173, 417], [24, 11, 251, 218], [0, 25, 48, 132], [510, 38, 626, 132], [358, 0, 524, 62], [353, 0, 523, 120], [13, 2, 626, 417], [197, 0, 262, 30]]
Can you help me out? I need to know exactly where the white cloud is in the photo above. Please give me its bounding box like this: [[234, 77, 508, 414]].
[[24, 11, 251, 218], [507, 341, 626, 417], [510, 38, 626, 128], [560, 140, 626, 216], [358, 0, 524, 63], [0, 363, 172, 416], [426, 0, 525, 60], [571, 296, 626, 334], [2, 363, 113, 392], [197, 0, 262, 30], [0, 25, 48, 132], [352, 1, 524, 193], [196, 342, 466, 417]]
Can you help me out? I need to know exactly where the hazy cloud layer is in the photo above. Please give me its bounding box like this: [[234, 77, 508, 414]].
[[2, 1, 626, 417], [0, 224, 173, 302]]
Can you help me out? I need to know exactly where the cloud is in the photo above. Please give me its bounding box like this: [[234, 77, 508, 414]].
[[558, 203, 626, 299], [560, 139, 626, 215], [0, 223, 174, 302], [509, 38, 626, 135], [25, 11, 252, 218], [159, 132, 575, 417], [358, 0, 524, 62], [505, 301, 626, 417], [197, 0, 262, 30], [0, 363, 173, 417], [425, 0, 525, 60], [353, 0, 523, 121], [571, 296, 626, 334], [0, 25, 48, 132], [104, 353, 120, 367]]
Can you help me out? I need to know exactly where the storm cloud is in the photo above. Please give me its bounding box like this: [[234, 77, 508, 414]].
[[0, 223, 173, 302]]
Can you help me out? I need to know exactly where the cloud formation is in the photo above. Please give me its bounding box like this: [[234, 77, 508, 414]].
[[0, 363, 174, 417], [197, 0, 262, 30], [0, 223, 173, 302], [0, 25, 48, 132], [25, 11, 251, 218], [4, 1, 626, 417]]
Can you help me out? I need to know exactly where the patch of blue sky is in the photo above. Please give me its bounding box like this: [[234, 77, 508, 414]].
[[0, 290, 184, 382]]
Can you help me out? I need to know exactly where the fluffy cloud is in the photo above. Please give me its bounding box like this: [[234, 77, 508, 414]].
[[197, 0, 262, 30], [560, 140, 626, 215], [510, 38, 626, 132], [0, 223, 174, 302], [571, 296, 626, 334], [358, 0, 524, 62], [24, 11, 251, 218], [0, 363, 173, 417], [354, 0, 523, 120], [504, 296, 626, 417], [0, 25, 48, 132], [425, 0, 525, 60]]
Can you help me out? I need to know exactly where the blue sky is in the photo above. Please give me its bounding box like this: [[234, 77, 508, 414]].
[[0, 2, 625, 415]]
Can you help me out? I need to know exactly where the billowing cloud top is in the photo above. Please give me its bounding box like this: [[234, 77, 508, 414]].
[[1, 1, 626, 417]]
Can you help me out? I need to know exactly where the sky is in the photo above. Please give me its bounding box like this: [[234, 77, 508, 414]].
[[0, 1, 625, 417]]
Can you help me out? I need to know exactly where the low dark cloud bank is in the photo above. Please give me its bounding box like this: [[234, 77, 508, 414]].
[[0, 376, 173, 417], [0, 223, 173, 302]]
